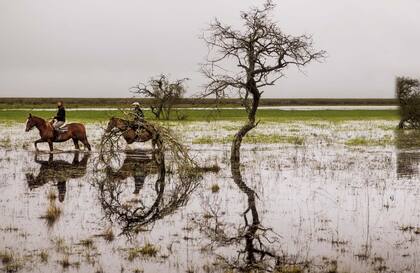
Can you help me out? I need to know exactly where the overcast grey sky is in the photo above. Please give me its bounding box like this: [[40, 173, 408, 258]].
[[1, 0, 419, 98]]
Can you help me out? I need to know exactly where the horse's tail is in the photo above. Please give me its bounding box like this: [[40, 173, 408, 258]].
[[79, 124, 91, 151], [69, 123, 91, 151]]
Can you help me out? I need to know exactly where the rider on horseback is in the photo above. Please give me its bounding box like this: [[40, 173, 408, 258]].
[[53, 101, 66, 130], [130, 102, 144, 130]]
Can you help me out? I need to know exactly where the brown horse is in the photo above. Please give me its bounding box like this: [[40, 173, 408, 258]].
[[105, 117, 153, 145], [25, 114, 91, 152]]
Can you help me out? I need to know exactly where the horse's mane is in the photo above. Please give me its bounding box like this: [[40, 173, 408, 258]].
[[29, 115, 54, 130]]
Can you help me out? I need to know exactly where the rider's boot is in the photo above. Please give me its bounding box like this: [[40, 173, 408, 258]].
[[53, 128, 60, 141]]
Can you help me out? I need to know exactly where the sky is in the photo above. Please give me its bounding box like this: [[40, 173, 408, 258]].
[[0, 0, 419, 98]]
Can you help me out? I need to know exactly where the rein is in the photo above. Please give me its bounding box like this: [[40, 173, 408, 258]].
[[29, 116, 50, 133]]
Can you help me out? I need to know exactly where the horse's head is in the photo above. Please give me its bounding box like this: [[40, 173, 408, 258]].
[[105, 117, 116, 133], [106, 117, 127, 132], [25, 113, 36, 132]]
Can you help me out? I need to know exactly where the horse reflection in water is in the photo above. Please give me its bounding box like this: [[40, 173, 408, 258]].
[[25, 151, 90, 202], [395, 130, 420, 178], [97, 149, 200, 235], [104, 149, 158, 195]]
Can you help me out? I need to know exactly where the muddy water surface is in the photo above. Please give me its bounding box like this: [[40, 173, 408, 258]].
[[0, 121, 419, 273]]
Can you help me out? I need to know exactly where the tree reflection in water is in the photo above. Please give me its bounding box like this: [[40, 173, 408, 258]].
[[96, 149, 201, 236], [195, 159, 303, 273], [395, 130, 420, 178], [228, 161, 283, 272]]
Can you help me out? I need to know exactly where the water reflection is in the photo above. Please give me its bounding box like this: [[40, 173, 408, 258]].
[[196, 160, 284, 273], [104, 150, 157, 194], [395, 130, 420, 178], [228, 161, 281, 272], [97, 150, 200, 235], [25, 151, 90, 202]]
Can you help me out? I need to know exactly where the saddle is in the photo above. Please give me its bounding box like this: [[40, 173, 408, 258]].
[[56, 125, 69, 133], [52, 124, 69, 141]]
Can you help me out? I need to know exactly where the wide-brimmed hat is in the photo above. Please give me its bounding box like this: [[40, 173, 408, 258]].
[[132, 102, 140, 106]]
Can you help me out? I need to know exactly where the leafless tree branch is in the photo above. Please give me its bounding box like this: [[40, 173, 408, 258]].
[[200, 0, 326, 163]]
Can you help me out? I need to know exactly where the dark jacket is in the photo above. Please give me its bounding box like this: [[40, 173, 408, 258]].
[[134, 107, 144, 120], [55, 106, 66, 122]]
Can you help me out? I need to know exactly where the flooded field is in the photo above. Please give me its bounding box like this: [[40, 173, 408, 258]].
[[1, 119, 419, 273]]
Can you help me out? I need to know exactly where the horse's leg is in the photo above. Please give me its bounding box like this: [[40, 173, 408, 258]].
[[34, 139, 45, 152], [72, 138, 80, 150], [80, 137, 91, 151], [151, 137, 162, 161], [151, 139, 156, 161], [47, 140, 53, 152]]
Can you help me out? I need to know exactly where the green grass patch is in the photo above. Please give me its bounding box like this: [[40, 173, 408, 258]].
[[193, 133, 305, 145], [345, 136, 394, 146], [192, 136, 215, 144], [0, 109, 399, 123]]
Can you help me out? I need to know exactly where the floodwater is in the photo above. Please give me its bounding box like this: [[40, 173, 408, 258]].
[[0, 120, 419, 273]]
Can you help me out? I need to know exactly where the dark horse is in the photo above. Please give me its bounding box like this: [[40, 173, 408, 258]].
[[25, 151, 90, 202], [25, 114, 91, 152], [105, 117, 153, 145]]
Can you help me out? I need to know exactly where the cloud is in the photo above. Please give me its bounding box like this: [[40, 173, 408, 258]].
[[0, 0, 419, 98]]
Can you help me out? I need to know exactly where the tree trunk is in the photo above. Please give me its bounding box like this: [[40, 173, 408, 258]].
[[398, 119, 406, 129], [230, 81, 260, 163], [151, 104, 164, 119]]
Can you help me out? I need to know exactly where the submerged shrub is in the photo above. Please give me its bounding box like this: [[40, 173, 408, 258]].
[[47, 190, 57, 201], [41, 202, 62, 226], [39, 250, 48, 263], [211, 184, 220, 193], [0, 250, 13, 264], [79, 238, 94, 248], [0, 250, 23, 272], [127, 243, 159, 261], [59, 255, 71, 268], [102, 227, 114, 242]]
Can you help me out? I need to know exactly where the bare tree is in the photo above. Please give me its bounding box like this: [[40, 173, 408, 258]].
[[396, 76, 420, 129], [132, 74, 188, 120], [201, 1, 325, 162]]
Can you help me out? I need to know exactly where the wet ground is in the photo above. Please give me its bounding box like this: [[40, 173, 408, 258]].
[[0, 120, 419, 273]]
